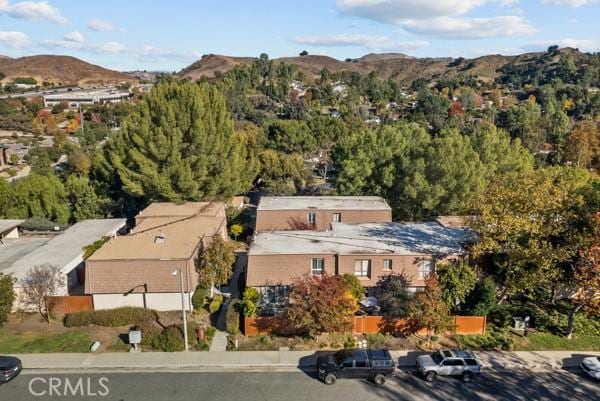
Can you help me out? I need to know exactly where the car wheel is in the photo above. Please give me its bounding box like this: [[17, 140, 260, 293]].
[[462, 372, 473, 383], [373, 374, 386, 385], [323, 374, 336, 385], [425, 371, 437, 382]]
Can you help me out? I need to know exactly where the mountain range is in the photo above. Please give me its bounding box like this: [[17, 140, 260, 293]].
[[0, 48, 587, 87]]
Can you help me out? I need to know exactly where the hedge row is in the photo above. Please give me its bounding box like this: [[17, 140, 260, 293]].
[[64, 307, 157, 327]]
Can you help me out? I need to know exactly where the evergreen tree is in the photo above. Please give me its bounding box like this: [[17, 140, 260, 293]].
[[6, 173, 69, 224], [95, 80, 253, 206], [65, 175, 108, 222]]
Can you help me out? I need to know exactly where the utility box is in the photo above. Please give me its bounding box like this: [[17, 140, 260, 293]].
[[129, 329, 142, 351]]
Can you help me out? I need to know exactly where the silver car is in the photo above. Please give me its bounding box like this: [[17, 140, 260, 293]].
[[416, 350, 481, 382], [581, 356, 600, 380]]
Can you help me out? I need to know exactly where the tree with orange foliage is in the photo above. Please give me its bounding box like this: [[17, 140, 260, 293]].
[[67, 118, 80, 134], [285, 273, 357, 338], [564, 120, 599, 169], [566, 212, 600, 338], [407, 274, 451, 343]]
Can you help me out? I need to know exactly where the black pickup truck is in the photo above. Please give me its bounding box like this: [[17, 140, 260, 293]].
[[317, 349, 396, 385]]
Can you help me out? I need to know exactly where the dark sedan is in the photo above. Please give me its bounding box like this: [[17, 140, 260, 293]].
[[0, 356, 22, 384]]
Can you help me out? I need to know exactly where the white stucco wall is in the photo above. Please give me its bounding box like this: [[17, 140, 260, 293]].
[[92, 292, 192, 311]]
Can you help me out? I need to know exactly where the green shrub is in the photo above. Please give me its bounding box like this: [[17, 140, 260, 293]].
[[226, 300, 241, 334], [139, 323, 162, 347], [455, 327, 514, 351], [21, 217, 64, 232], [192, 286, 208, 310], [64, 307, 156, 327], [242, 287, 260, 317], [208, 295, 224, 314], [205, 326, 216, 338], [151, 326, 185, 352], [343, 335, 357, 349], [366, 333, 387, 348], [256, 334, 272, 349]]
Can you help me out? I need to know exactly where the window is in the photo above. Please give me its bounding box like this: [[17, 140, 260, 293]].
[[355, 360, 368, 368], [332, 213, 341, 222], [383, 259, 392, 270], [343, 360, 354, 368], [307, 213, 316, 224], [418, 259, 434, 279], [311, 258, 324, 275], [442, 359, 464, 366], [354, 260, 371, 277]]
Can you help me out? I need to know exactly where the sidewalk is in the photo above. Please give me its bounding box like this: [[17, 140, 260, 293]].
[[11, 350, 600, 372]]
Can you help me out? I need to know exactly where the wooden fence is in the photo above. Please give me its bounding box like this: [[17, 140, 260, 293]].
[[46, 295, 94, 314], [244, 315, 486, 337]]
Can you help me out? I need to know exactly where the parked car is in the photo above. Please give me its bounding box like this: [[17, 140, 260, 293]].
[[416, 350, 480, 382], [0, 356, 22, 384], [581, 356, 600, 380], [317, 349, 395, 385]]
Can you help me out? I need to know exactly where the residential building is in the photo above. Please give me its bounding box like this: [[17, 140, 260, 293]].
[[0, 219, 125, 310], [247, 221, 470, 315], [85, 202, 227, 311], [43, 89, 131, 108], [255, 196, 392, 232]]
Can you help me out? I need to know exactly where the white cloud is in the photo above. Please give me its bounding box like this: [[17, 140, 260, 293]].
[[0, 31, 30, 48], [335, 1, 535, 39], [137, 45, 201, 63], [86, 41, 126, 54], [0, 0, 67, 24], [336, 0, 487, 23], [402, 16, 536, 39], [291, 33, 428, 51], [521, 38, 599, 52], [87, 18, 123, 32], [542, 0, 598, 7], [40, 31, 126, 54], [63, 31, 84, 44]]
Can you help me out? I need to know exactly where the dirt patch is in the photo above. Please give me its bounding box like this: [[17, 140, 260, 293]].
[[230, 333, 420, 351]]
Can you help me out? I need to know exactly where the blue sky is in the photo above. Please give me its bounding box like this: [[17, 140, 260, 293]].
[[0, 0, 598, 71]]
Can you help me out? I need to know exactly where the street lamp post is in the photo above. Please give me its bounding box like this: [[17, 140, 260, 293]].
[[172, 268, 189, 351]]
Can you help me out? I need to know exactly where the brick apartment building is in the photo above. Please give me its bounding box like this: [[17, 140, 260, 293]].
[[255, 196, 392, 232], [85, 202, 227, 311], [247, 218, 470, 315]]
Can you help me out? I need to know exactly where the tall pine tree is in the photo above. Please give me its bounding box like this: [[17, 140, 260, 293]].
[[94, 80, 256, 207]]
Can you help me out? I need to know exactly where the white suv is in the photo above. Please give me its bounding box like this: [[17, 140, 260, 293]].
[[416, 350, 481, 382]]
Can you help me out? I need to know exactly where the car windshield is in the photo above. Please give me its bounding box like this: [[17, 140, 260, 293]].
[[431, 351, 444, 364]]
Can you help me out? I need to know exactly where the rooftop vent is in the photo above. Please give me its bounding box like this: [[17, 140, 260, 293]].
[[154, 233, 166, 244]]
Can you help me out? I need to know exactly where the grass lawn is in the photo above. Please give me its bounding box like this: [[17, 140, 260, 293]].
[[0, 330, 91, 353], [512, 332, 600, 351]]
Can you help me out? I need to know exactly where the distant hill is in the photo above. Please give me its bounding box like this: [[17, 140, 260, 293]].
[[178, 48, 589, 85], [0, 55, 136, 86]]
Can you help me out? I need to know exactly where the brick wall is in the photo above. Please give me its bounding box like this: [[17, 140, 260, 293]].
[[255, 209, 392, 232], [247, 252, 433, 288]]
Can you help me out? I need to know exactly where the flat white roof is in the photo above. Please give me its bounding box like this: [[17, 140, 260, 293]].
[[44, 90, 130, 101], [258, 196, 391, 211], [0, 219, 24, 235], [249, 222, 471, 256], [0, 219, 125, 282]]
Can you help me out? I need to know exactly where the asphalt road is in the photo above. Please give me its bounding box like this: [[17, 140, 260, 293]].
[[0, 368, 596, 401]]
